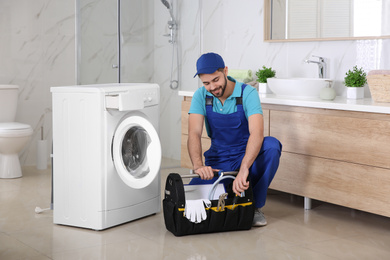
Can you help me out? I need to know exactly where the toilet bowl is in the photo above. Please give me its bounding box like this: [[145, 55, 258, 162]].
[[0, 122, 33, 178]]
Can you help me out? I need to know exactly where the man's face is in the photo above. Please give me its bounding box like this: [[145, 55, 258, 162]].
[[199, 70, 227, 98]]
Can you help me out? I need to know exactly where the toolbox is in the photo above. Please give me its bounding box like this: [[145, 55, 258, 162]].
[[163, 172, 255, 236]]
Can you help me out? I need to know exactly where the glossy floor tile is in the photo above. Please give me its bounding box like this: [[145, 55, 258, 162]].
[[1, 158, 390, 259]]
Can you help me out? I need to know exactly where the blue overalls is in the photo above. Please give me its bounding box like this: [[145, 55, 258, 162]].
[[189, 84, 282, 208]]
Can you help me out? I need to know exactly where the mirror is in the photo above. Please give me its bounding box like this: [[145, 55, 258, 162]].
[[264, 0, 390, 42]]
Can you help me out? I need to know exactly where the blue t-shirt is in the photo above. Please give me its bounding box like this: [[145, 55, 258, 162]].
[[189, 77, 263, 136]]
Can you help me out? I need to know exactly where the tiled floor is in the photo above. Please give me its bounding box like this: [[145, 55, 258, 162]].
[[1, 158, 390, 259]]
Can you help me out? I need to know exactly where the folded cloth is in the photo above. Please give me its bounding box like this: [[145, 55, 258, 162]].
[[368, 70, 390, 76], [184, 199, 211, 223], [229, 69, 253, 83]]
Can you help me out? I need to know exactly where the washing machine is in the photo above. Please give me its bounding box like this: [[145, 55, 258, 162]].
[[51, 83, 161, 230]]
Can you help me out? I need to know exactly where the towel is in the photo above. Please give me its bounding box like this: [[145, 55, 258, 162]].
[[368, 70, 390, 76], [229, 69, 253, 83]]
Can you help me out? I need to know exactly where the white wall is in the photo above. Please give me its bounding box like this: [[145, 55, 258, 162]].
[[199, 0, 390, 96]]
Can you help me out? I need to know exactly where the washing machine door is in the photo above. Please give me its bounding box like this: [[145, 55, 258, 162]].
[[112, 114, 161, 189]]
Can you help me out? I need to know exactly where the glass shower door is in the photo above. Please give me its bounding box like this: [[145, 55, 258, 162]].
[[77, 0, 154, 85], [119, 0, 154, 83]]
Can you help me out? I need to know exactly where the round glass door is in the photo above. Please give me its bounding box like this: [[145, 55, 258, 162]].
[[112, 114, 161, 189], [122, 126, 150, 178]]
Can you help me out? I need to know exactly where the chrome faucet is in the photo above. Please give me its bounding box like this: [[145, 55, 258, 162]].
[[304, 55, 326, 78]]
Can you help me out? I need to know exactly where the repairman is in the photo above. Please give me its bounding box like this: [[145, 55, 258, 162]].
[[188, 52, 282, 226]]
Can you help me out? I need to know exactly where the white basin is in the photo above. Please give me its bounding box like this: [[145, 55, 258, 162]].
[[267, 78, 332, 98]]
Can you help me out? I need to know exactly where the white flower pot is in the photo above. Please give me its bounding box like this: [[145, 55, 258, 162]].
[[347, 87, 364, 99], [258, 83, 272, 94]]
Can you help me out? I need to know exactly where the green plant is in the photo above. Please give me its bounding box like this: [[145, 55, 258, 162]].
[[256, 66, 276, 83], [344, 66, 367, 87]]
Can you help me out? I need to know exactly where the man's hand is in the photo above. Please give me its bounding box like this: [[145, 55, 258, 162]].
[[232, 113, 264, 196], [232, 169, 250, 196], [194, 166, 219, 180]]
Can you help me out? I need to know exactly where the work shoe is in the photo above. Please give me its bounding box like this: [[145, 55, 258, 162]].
[[252, 208, 267, 227]]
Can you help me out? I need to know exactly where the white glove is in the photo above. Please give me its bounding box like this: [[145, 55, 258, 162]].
[[185, 199, 211, 223]]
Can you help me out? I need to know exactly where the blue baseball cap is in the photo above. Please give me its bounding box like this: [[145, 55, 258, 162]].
[[194, 52, 225, 77]]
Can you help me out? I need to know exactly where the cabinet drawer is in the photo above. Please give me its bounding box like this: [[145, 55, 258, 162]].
[[270, 110, 390, 168], [270, 152, 390, 217]]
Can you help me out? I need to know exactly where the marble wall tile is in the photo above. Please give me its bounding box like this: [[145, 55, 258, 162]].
[[0, 1, 76, 166], [154, 0, 202, 162]]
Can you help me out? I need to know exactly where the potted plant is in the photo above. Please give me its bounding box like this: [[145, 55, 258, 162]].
[[344, 66, 367, 99], [256, 66, 276, 94]]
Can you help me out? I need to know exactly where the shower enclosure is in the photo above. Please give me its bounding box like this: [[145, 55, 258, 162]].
[[160, 0, 179, 89], [76, 0, 154, 84], [76, 0, 199, 161]]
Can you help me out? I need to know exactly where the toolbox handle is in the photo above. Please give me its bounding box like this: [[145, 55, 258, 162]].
[[180, 170, 239, 179], [208, 175, 237, 200]]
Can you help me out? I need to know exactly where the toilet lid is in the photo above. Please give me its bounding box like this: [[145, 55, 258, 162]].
[[0, 122, 33, 136]]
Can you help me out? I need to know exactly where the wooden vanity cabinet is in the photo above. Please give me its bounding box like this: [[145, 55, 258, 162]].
[[181, 98, 390, 218], [264, 104, 390, 218]]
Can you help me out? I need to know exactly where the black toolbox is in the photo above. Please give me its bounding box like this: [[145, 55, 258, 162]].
[[163, 172, 255, 236]]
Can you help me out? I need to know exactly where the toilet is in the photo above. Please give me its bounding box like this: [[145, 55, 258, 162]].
[[0, 85, 33, 178]]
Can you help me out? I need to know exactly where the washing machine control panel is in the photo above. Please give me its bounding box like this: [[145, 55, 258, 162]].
[[142, 90, 159, 107], [105, 87, 159, 111]]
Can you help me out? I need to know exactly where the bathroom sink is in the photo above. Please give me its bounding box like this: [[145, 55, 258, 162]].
[[267, 78, 332, 98]]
